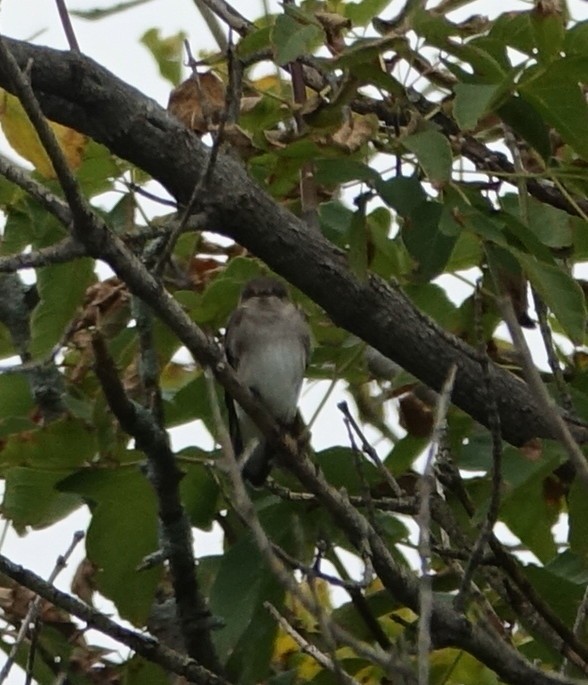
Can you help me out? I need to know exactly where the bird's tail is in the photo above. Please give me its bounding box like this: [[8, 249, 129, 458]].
[[242, 440, 273, 487]]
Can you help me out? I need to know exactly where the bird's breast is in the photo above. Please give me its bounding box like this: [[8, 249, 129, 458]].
[[238, 339, 305, 424]]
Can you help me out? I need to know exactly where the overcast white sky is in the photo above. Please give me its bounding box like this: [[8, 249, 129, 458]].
[[1, 0, 588, 681]]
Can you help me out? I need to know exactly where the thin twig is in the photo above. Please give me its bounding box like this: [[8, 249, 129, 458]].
[[417, 364, 457, 685], [562, 585, 588, 674], [203, 371, 408, 679], [0, 530, 84, 685], [503, 127, 575, 416], [91, 331, 222, 673], [192, 0, 229, 52], [0, 238, 86, 273], [337, 401, 402, 496], [54, 0, 80, 52], [455, 281, 503, 611], [196, 0, 254, 36], [0, 553, 228, 685], [264, 601, 359, 685], [0, 154, 72, 226], [154, 39, 238, 274], [532, 290, 574, 414], [499, 296, 588, 490]]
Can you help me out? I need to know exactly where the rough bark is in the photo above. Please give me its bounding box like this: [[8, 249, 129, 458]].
[[0, 37, 584, 448]]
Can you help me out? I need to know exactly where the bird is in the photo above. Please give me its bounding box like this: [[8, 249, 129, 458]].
[[224, 276, 310, 485]]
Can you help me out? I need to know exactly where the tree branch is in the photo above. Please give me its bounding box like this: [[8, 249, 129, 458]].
[[0, 553, 230, 685], [0, 37, 582, 449]]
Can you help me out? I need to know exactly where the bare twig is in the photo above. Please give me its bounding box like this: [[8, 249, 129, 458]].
[[264, 601, 360, 685], [55, 0, 80, 52], [455, 281, 503, 611], [203, 372, 409, 680], [532, 290, 575, 414], [91, 331, 222, 672], [0, 238, 86, 273], [154, 37, 239, 273], [337, 401, 402, 496], [192, 0, 229, 52], [499, 296, 588, 490], [0, 531, 84, 685], [196, 0, 253, 36], [0, 553, 228, 685], [417, 364, 456, 685], [0, 154, 72, 226]]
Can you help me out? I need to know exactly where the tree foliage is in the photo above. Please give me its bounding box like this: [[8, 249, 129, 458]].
[[1, 1, 588, 684]]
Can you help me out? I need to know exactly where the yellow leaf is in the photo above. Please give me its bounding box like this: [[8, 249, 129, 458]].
[[250, 74, 282, 94], [0, 90, 87, 178]]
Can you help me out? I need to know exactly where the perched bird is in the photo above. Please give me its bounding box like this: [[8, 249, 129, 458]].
[[224, 276, 310, 485]]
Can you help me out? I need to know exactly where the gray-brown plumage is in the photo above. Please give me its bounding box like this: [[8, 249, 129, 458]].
[[224, 277, 310, 485]]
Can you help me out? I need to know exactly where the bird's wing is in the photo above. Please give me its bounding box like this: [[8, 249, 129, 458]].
[[224, 307, 245, 455]]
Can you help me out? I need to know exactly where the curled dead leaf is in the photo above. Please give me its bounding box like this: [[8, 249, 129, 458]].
[[168, 71, 225, 135], [315, 11, 351, 55], [399, 393, 434, 438], [71, 558, 98, 606], [330, 113, 379, 153]]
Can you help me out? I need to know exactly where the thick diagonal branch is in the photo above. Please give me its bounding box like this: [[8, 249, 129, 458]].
[[0, 39, 580, 448]]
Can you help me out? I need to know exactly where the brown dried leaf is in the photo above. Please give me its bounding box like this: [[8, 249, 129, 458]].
[[399, 394, 434, 438], [315, 11, 351, 55], [220, 123, 257, 160], [71, 558, 98, 606], [168, 71, 226, 135], [330, 113, 379, 153]]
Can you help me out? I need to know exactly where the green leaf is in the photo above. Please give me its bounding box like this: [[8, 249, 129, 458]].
[[271, 14, 323, 66], [141, 28, 187, 86], [319, 200, 353, 245], [314, 158, 380, 186], [209, 536, 282, 681], [521, 58, 588, 161], [315, 447, 379, 494], [179, 460, 220, 531], [385, 435, 430, 475], [403, 202, 456, 281], [119, 655, 170, 685], [453, 83, 499, 131], [501, 194, 573, 249], [76, 140, 121, 197], [2, 467, 81, 533], [30, 257, 95, 358], [565, 21, 588, 57], [524, 558, 587, 629], [499, 443, 563, 563], [569, 480, 588, 561], [344, 0, 391, 26], [377, 175, 427, 217], [0, 374, 34, 423], [347, 205, 368, 280], [238, 26, 272, 58], [498, 96, 551, 160], [0, 417, 98, 470], [531, 4, 565, 66], [403, 283, 456, 328], [490, 11, 535, 55], [515, 251, 586, 343], [60, 468, 161, 625], [120, 656, 169, 685], [403, 129, 453, 185]]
